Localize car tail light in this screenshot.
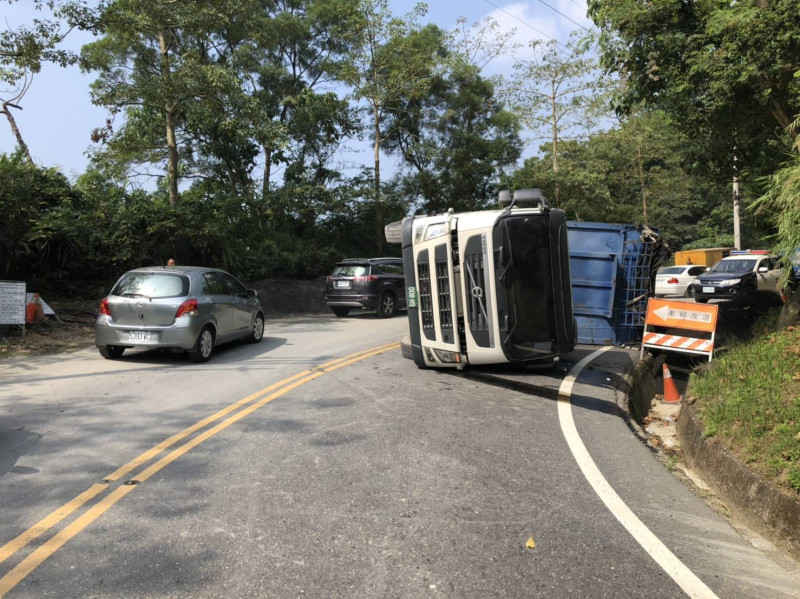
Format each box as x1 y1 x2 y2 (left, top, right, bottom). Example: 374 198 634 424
326 276 333 283
175 298 199 318
99 298 111 315
667 278 679 284
353 275 378 282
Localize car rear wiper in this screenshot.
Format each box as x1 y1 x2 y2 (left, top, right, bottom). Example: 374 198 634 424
121 293 152 301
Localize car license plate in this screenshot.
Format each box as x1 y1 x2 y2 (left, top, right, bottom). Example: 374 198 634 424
335 281 351 289
128 331 152 342
702 287 714 294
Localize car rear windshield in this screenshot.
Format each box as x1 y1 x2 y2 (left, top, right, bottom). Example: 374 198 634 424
659 266 687 275
332 265 368 277
112 273 189 299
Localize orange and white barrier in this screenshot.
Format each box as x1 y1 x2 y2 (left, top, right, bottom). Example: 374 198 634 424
642 333 713 353
641 298 718 362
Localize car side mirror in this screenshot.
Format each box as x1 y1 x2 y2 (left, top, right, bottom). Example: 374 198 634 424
757 266 768 273
246 288 258 298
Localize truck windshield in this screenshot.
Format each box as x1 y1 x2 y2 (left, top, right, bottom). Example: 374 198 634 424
495 215 556 359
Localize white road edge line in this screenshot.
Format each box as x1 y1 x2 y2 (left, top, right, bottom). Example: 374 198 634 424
558 347 719 599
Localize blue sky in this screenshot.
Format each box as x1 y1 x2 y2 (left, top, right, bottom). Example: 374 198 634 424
0 0 593 179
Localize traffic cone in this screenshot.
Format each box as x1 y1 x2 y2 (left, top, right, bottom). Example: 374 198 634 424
25 293 45 324
662 363 682 404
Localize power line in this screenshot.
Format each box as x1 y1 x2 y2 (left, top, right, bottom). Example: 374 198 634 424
567 0 589 12
531 0 592 32
482 0 570 55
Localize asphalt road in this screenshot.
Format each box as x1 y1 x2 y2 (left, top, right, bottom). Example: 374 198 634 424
1 313 799 598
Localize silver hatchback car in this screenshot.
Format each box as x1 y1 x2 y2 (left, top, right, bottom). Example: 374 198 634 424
95 266 265 362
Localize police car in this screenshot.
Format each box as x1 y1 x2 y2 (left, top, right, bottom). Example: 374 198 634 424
691 250 784 303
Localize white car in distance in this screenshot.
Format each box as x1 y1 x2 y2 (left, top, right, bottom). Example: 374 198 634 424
654 264 709 297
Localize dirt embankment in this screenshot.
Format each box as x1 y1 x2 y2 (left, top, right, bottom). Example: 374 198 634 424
0 278 329 357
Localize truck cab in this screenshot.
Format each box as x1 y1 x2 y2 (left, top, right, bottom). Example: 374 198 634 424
395 189 576 369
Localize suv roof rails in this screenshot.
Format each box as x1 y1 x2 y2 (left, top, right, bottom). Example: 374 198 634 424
339 257 400 263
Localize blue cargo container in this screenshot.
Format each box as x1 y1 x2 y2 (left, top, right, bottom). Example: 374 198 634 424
567 222 666 345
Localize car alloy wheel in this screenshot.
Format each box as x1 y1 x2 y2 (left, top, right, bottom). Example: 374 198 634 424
190 326 215 362
377 291 396 318
247 314 264 343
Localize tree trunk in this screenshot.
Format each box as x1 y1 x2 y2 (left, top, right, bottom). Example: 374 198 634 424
769 97 795 140
636 139 647 224
373 102 382 254
551 84 559 204
262 145 271 201
159 30 180 207
1 102 34 165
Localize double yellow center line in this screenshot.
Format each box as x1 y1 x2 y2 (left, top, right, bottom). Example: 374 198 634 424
0 341 400 597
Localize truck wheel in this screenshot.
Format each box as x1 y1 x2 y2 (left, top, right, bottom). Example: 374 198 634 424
377 291 397 318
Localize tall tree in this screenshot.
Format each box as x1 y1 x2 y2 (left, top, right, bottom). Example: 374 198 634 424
81 0 240 206
588 0 800 175
1 0 93 163
228 0 360 200
341 0 439 251
503 31 608 203
509 110 743 248
385 61 522 213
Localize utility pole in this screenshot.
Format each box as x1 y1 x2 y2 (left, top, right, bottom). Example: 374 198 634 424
733 150 741 249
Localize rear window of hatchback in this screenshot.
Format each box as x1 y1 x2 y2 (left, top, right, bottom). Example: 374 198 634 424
111 273 190 299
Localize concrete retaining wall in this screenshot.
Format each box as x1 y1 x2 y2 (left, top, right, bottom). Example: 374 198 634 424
678 403 800 561
626 354 655 425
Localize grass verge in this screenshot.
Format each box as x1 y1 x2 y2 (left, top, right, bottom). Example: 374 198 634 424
689 308 800 494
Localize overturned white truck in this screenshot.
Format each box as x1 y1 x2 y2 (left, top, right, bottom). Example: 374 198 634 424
386 189 576 369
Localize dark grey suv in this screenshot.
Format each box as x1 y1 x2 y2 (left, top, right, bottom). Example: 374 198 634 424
323 257 406 318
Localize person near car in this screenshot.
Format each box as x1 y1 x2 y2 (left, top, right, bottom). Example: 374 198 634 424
166 258 176 266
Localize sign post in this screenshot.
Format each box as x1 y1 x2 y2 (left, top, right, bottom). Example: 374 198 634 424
640 298 718 361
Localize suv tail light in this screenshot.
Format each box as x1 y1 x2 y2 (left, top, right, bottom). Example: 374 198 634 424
175 298 199 318
353 275 379 282
99 298 111 315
